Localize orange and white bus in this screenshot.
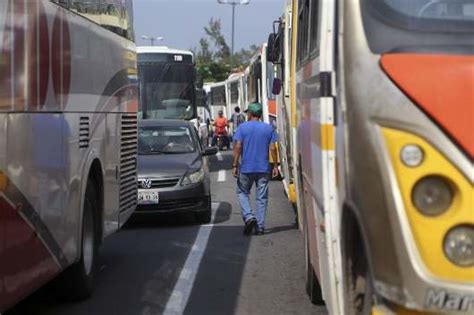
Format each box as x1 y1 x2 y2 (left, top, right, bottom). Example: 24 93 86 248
0 0 138 310
245 43 278 125
269 0 473 314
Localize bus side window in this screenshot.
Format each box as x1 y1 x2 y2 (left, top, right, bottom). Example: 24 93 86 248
70 0 102 25
297 0 310 67
309 0 320 54
51 0 70 8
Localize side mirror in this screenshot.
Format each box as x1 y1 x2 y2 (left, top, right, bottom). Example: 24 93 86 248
197 79 204 89
272 78 282 95
203 146 218 156
196 89 207 107
266 33 277 63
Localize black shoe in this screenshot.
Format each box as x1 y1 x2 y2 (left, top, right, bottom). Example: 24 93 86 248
243 218 257 236
255 228 265 236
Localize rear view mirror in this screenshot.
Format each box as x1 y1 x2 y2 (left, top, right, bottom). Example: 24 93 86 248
267 19 283 64
272 78 282 95
203 146 218 156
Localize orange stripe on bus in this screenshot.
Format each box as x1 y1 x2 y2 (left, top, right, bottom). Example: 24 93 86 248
321 124 335 151
381 54 474 159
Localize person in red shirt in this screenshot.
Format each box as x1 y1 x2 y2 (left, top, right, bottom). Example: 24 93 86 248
212 110 230 148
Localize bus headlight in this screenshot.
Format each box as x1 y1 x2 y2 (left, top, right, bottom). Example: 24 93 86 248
444 226 474 267
412 176 453 216
400 144 424 167
181 168 205 186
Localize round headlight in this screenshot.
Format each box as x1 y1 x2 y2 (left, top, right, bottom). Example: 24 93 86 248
400 144 424 167
444 225 474 267
412 176 453 216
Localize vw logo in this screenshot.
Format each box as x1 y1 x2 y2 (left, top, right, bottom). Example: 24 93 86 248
141 178 152 189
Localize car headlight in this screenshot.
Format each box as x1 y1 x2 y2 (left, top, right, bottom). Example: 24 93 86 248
444 225 474 267
412 176 453 216
181 168 205 186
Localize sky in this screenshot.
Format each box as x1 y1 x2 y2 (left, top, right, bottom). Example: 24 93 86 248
133 0 286 52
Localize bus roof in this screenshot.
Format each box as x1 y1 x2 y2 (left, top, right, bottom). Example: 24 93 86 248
136 46 194 57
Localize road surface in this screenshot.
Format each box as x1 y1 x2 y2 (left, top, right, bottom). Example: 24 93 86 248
8 152 327 315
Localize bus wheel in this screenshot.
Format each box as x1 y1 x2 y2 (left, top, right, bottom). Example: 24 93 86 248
304 223 324 305
344 222 373 315
59 179 100 301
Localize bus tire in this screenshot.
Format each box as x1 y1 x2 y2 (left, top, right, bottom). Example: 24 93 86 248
59 179 100 301
343 219 373 315
304 223 324 305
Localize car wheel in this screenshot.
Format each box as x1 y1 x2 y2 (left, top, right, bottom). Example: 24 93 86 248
57 179 99 301
196 197 212 224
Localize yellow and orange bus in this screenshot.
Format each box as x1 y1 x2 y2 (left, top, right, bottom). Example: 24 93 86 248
269 0 474 313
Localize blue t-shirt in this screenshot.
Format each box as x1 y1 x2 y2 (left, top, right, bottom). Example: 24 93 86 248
234 121 278 174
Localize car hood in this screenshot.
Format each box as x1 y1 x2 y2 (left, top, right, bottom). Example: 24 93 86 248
137 153 202 178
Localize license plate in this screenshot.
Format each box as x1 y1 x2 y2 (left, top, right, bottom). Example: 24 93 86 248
138 190 159 205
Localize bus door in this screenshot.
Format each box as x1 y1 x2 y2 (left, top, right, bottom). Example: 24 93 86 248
298 0 343 312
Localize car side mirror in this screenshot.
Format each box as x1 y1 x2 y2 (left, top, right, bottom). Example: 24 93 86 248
272 78 282 95
203 146 218 156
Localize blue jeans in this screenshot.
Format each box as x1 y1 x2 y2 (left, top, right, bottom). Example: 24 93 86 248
237 173 270 229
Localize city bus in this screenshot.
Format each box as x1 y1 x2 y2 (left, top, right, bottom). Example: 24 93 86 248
268 4 298 206
0 0 138 311
270 0 474 314
137 46 198 120
245 43 278 125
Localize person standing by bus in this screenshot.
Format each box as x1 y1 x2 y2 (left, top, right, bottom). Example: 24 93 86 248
230 106 246 136
232 103 279 235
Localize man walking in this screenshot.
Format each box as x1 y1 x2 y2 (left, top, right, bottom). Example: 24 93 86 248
232 103 278 235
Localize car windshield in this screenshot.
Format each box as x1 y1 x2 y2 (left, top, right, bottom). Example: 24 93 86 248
138 62 195 120
375 0 474 32
138 126 195 155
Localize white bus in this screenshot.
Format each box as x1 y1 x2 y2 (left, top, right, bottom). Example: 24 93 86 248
0 0 138 310
137 46 198 121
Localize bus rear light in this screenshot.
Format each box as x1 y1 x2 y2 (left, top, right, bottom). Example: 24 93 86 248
444 225 474 267
400 144 424 167
412 176 453 216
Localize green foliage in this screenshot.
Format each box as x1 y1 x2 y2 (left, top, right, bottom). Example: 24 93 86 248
194 18 259 83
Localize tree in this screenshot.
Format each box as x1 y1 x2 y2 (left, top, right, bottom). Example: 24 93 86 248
194 18 259 82
204 18 231 62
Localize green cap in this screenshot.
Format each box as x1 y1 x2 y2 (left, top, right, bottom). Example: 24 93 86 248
244 103 263 116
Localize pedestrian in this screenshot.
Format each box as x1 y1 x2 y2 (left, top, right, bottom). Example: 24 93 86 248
232 103 278 236
230 106 246 137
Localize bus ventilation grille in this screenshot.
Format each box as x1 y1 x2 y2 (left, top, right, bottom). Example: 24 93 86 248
119 114 138 213
79 117 90 149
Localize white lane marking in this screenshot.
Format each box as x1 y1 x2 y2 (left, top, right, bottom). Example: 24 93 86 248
163 203 219 315
216 152 223 161
217 169 226 182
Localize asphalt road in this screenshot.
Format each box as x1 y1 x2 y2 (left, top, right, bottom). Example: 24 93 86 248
8 151 327 315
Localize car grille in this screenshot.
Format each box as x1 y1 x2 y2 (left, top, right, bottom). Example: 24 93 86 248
137 198 205 212
138 177 181 189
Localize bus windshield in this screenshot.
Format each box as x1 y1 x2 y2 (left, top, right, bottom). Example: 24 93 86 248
376 0 474 32
139 62 195 120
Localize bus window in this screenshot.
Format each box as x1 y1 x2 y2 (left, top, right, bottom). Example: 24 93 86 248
310 0 320 53
370 0 474 32
138 50 196 120
230 82 239 105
